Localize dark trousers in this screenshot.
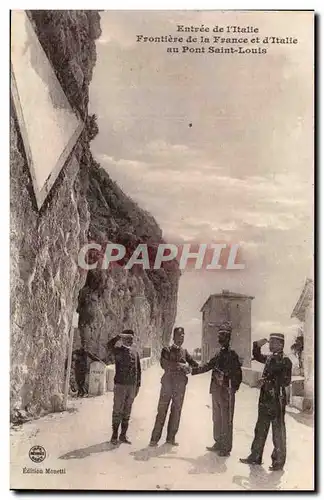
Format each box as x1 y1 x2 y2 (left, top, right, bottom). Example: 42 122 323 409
249 403 287 467
75 372 86 396
212 386 235 453
151 376 187 443
112 384 137 435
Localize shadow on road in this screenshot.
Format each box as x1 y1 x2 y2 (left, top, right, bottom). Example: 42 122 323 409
59 441 120 460
158 451 229 475
233 465 285 490
130 443 177 462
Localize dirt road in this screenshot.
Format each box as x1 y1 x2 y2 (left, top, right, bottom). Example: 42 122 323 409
10 364 314 490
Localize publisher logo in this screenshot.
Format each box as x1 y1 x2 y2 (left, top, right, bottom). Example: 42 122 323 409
29 445 46 463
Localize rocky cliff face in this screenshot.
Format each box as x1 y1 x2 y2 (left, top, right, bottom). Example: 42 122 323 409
10 11 179 422
10 11 101 422
78 164 180 361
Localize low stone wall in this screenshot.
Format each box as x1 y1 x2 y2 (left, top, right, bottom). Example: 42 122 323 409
290 378 304 397
290 396 304 411
140 356 154 371
242 367 263 388
287 376 313 413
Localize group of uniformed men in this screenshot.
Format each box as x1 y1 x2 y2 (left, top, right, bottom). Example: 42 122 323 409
75 321 292 471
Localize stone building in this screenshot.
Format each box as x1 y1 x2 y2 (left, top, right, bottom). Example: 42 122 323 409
291 278 314 411
200 290 254 367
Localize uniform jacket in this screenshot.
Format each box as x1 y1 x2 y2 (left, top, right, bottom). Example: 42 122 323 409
253 341 292 410
191 346 242 393
160 345 199 384
107 336 141 387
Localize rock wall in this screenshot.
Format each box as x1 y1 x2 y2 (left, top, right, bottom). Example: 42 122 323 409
10 11 180 422
10 11 101 421
78 165 180 361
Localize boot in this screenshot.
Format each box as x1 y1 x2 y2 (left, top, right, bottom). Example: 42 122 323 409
269 464 284 471
218 450 230 457
239 456 262 465
166 438 179 446
119 421 132 444
206 442 221 452
110 423 119 445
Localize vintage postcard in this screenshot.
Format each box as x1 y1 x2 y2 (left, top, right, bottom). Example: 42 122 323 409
10 10 314 491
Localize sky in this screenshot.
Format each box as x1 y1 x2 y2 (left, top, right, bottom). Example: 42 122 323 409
89 11 313 350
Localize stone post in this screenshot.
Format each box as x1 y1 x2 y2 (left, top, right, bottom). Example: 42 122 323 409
88 361 106 396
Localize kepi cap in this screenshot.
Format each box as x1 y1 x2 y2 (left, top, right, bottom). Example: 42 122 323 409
174 327 184 334
122 329 134 336
269 333 285 341
218 321 232 334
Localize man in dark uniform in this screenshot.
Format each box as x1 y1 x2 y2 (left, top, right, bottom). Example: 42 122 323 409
149 327 199 447
240 333 292 471
107 329 141 445
73 344 102 397
191 320 242 456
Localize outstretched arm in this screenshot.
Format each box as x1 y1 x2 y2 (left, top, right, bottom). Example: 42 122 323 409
86 350 104 363
185 350 199 369
191 356 216 375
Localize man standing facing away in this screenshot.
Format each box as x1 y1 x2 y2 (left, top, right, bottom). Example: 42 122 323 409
149 327 199 447
240 333 292 471
191 321 242 456
107 329 141 445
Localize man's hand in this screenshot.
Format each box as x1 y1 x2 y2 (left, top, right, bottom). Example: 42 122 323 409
256 377 265 389
179 363 191 375
256 338 268 348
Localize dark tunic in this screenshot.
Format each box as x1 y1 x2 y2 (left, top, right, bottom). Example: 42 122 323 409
191 346 242 453
191 346 242 392
253 342 292 417
248 341 292 467
107 336 142 434
107 336 141 387
160 345 199 385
